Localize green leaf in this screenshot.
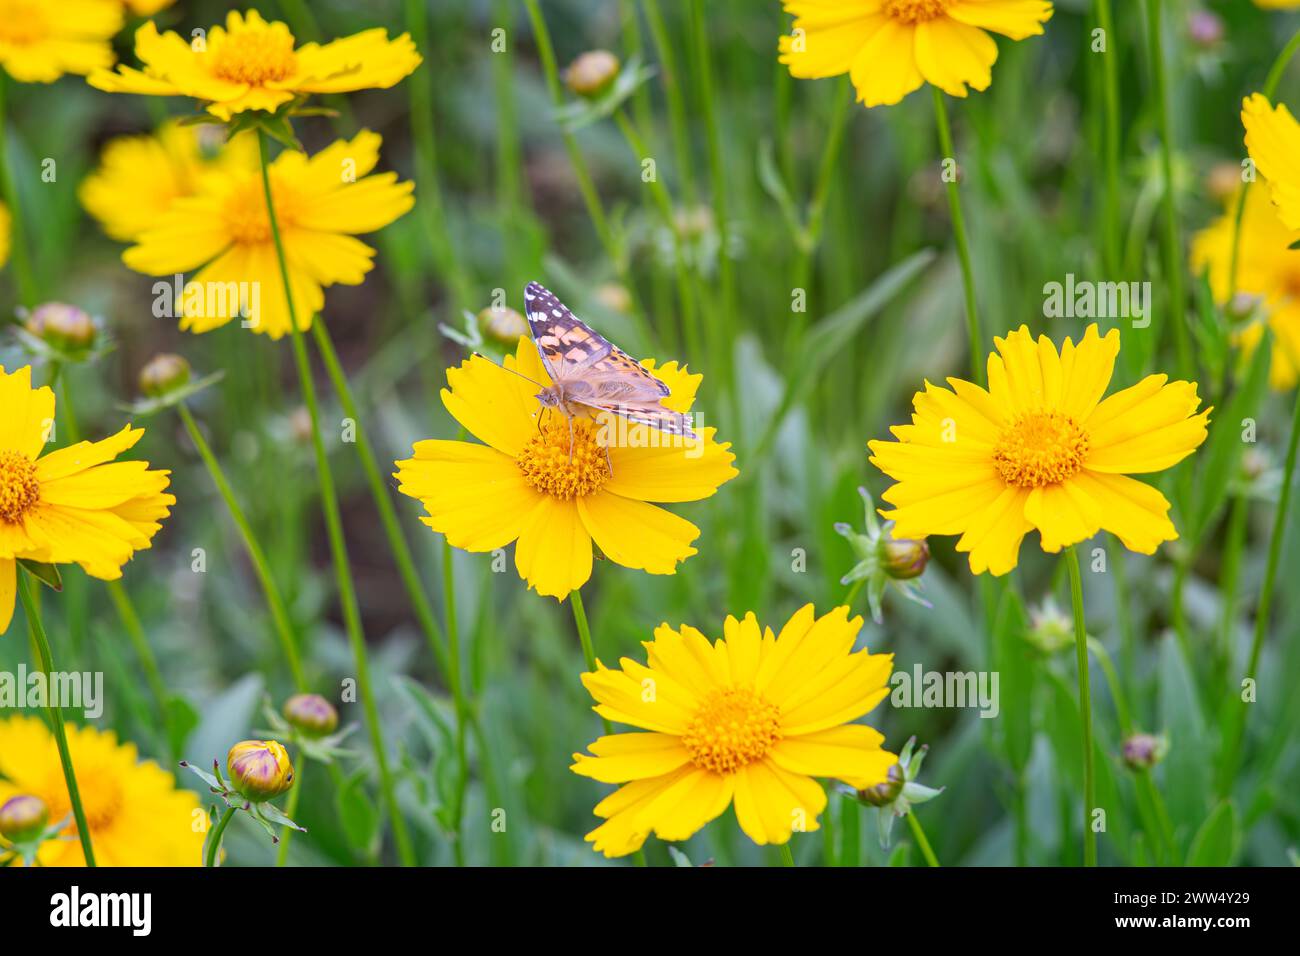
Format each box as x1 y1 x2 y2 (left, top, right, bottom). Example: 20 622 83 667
1158 635 1210 847
886 841 912 867
756 138 806 247
1186 801 1239 866
18 560 62 592
335 770 380 852
164 694 200 762
992 587 1034 773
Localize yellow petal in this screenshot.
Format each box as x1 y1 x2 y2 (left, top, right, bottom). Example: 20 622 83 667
946 0 1054 40
0 366 55 460
570 733 692 784
581 660 693 734
1072 470 1177 553
0 558 14 635
768 724 896 789
913 16 997 99
1243 93 1300 231
603 427 738 503
575 492 699 575
955 484 1032 575
732 760 826 846
513 495 591 599
849 19 923 107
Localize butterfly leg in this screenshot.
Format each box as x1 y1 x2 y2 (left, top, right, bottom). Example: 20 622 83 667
603 441 614 478
567 413 576 463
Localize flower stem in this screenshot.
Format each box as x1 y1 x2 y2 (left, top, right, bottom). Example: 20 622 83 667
275 759 303 867
570 589 613 736
1228 28 1300 296
1066 545 1096 867
1146 0 1192 376
0 73 38 305
906 810 940 867
256 129 415 866
1218 382 1300 793
17 572 95 867
1094 0 1122 275
778 843 796 867
310 321 451 678
205 806 236 868
177 402 307 690
930 87 983 385
443 540 468 867
840 794 861 867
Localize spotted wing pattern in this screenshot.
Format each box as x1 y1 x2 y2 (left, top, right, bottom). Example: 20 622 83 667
523 281 695 440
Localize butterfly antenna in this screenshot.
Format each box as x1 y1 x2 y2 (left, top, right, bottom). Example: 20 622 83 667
474 352 546 389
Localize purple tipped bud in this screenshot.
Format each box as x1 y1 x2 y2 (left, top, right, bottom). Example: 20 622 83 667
0 794 49 842
880 537 929 580
282 693 339 738
227 740 295 802
857 764 905 808
1122 733 1168 771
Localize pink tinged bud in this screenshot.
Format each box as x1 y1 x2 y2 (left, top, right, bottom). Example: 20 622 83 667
139 353 191 397
880 537 929 580
0 794 49 842
1122 733 1168 771
25 302 96 350
1188 11 1223 48
477 306 528 345
227 740 295 801
282 693 339 737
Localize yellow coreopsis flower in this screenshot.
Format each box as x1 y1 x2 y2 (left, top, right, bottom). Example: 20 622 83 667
394 339 739 599
869 326 1211 576
117 130 414 338
778 0 1054 108
0 0 122 83
88 9 421 120
0 715 204 866
0 365 174 633
570 605 896 857
80 121 258 243
0 200 9 268
1191 183 1300 390
1242 93 1300 232
120 0 175 14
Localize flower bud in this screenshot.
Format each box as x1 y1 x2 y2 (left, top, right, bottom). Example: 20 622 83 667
0 794 49 842
1206 162 1245 205
1188 10 1223 49
282 693 338 738
564 50 620 98
138 353 191 398
25 303 96 351
856 764 904 807
477 306 528 345
227 740 294 801
1122 733 1168 771
879 536 928 580
1226 292 1263 324
1027 598 1073 655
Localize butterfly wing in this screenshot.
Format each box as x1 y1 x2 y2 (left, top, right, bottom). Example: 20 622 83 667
523 281 612 385
589 399 697 441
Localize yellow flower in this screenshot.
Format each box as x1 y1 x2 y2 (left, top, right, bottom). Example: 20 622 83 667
394 338 738 600
1254 0 1300 8
1242 93 1300 232
0 200 9 268
570 605 895 858
869 325 1211 575
88 9 421 120
0 365 174 633
0 715 205 866
120 0 174 14
0 0 122 83
118 130 414 339
80 120 257 243
778 0 1053 108
1191 181 1300 390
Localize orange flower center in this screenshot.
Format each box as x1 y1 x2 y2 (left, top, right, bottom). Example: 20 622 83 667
210 31 298 86
682 687 782 775
0 2 46 45
0 450 40 523
993 411 1090 488
882 0 952 24
223 177 294 244
45 765 124 834
516 415 611 500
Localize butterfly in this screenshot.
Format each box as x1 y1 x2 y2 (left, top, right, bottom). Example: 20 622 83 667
492 281 697 462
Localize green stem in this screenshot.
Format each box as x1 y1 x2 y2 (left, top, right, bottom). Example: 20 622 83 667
1095 0 1122 275
1228 28 1300 297
275 759 303 866
18 574 95 866
931 87 983 385
643 0 698 208
1066 545 1097 867
0 73 38 305
443 540 468 867
205 806 236 868
906 810 940 867
256 129 415 867
778 843 796 867
840 794 861 867
1218 383 1300 793
177 402 307 690
310 321 450 678
1146 0 1192 375
105 579 170 714
571 589 613 736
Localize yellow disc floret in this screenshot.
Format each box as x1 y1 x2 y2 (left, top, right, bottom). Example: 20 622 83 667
682 687 782 775
993 410 1090 489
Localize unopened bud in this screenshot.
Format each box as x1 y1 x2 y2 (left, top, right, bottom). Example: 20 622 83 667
477 306 528 345
880 537 928 580
565 50 620 98
1227 292 1263 323
138 353 191 398
0 794 49 842
1206 162 1245 206
1188 10 1223 49
1122 732 1168 771
25 303 96 351
856 764 904 807
283 693 338 738
1027 598 1073 655
227 740 294 801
